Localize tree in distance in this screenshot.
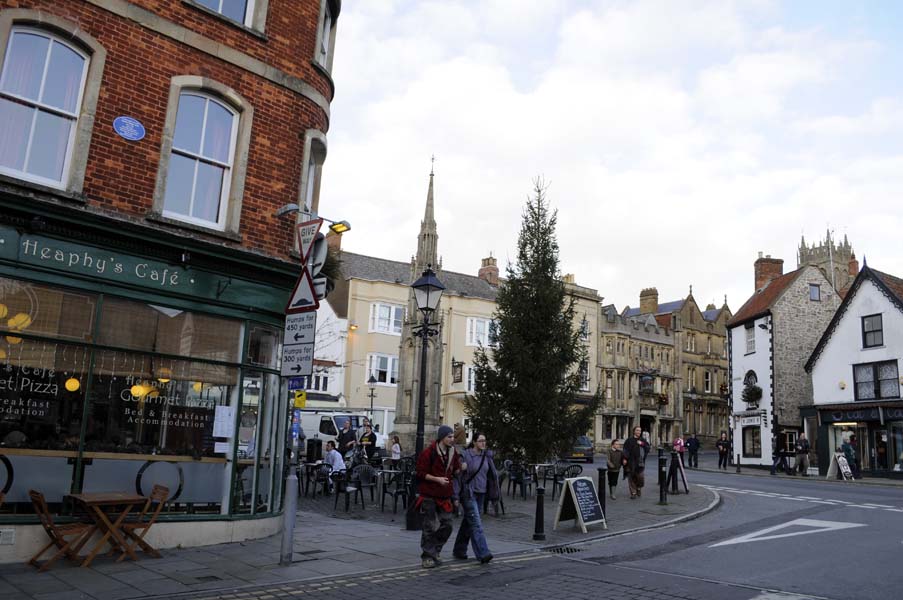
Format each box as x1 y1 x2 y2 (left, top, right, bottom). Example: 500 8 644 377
464 179 601 463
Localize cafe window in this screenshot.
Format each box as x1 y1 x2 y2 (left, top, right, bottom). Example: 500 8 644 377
98 297 243 363
743 426 761 458
853 360 900 401
0 273 293 519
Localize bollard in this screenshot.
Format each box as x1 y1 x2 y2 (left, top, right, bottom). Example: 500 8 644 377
670 451 679 494
279 469 299 566
533 486 546 541
736 453 741 474
658 454 668 505
597 466 607 518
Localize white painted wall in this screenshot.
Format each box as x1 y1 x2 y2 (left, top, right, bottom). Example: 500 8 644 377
310 298 347 405
811 278 903 405
730 315 774 466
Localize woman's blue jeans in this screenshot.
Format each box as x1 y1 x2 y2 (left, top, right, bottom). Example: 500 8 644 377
453 492 491 559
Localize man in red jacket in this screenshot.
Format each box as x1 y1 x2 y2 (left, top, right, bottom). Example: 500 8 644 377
416 425 463 568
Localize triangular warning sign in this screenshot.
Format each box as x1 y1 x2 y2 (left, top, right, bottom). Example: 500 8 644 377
710 518 865 548
286 268 319 314
297 219 323 264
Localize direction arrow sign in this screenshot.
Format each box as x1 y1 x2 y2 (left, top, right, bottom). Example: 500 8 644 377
281 342 314 377
285 268 319 314
709 518 866 548
284 312 317 346
297 219 323 264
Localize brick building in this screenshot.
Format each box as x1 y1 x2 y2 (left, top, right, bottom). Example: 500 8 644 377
0 0 341 561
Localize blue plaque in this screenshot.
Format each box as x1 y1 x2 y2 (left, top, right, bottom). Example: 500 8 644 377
113 116 146 141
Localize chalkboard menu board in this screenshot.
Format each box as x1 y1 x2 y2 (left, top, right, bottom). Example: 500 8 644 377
826 452 854 481
553 476 607 533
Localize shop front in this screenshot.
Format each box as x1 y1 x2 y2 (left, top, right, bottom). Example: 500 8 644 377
813 403 903 478
0 217 295 561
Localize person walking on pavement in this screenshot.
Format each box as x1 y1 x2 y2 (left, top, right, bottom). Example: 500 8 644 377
622 426 649 499
673 435 686 466
452 432 496 564
358 423 378 463
416 425 463 569
606 439 623 499
453 423 467 449
770 443 791 475
686 433 700 468
716 432 731 470
795 433 811 476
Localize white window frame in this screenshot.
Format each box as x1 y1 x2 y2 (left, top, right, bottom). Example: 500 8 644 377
314 0 339 71
465 366 476 393
466 317 491 347
196 0 256 27
369 302 404 335
0 27 88 189
578 361 590 392
161 91 239 231
745 324 756 354
367 353 398 386
704 371 712 393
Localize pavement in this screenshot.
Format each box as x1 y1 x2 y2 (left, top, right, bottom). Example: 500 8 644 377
691 450 903 487
0 463 717 600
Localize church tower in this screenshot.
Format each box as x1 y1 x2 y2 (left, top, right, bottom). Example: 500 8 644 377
393 169 445 451
797 231 857 292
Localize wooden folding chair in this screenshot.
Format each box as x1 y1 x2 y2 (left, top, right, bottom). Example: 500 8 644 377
27 490 93 571
116 484 169 561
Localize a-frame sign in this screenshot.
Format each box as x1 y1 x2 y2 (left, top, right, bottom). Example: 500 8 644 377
285 218 323 315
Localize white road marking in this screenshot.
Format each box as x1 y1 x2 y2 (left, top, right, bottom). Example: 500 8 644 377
698 484 902 512
710 518 866 548
863 503 894 508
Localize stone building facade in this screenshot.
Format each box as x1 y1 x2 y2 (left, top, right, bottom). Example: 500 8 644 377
598 306 677 448
624 288 732 446
728 255 839 466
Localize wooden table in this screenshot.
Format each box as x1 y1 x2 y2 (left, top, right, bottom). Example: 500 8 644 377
68 492 147 567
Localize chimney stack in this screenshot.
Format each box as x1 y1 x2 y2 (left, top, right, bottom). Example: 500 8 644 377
754 253 784 292
848 252 859 277
639 287 659 314
478 256 499 286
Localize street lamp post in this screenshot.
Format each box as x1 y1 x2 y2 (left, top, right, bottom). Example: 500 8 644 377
367 375 377 421
405 266 445 531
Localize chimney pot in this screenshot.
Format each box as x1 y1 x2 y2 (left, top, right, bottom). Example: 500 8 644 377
478 255 499 286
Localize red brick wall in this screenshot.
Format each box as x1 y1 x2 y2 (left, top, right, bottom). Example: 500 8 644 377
1 0 331 261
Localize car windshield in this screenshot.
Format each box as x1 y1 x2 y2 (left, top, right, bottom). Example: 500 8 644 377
576 436 592 446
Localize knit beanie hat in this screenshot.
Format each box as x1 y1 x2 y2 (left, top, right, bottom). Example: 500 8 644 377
437 425 453 441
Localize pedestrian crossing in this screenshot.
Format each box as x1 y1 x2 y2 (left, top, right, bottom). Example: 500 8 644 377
700 485 903 514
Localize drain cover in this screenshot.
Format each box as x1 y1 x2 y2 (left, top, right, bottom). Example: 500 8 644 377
544 546 583 554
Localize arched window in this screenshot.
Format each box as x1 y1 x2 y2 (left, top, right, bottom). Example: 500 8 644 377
0 28 87 187
153 76 253 235
162 92 238 229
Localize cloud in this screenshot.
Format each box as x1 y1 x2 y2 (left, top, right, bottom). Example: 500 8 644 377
323 1 903 313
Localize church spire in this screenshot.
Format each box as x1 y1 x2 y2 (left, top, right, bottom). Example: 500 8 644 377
415 165 439 274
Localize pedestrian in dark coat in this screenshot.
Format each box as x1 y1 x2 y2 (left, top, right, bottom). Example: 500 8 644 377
686 433 700 468
716 432 731 470
621 426 649 499
416 425 463 568
606 439 623 499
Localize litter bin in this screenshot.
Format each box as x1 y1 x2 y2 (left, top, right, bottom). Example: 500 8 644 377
306 438 323 462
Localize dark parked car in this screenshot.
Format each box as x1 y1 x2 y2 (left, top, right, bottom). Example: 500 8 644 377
562 435 594 463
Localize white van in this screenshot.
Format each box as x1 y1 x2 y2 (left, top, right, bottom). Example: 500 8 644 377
297 410 387 454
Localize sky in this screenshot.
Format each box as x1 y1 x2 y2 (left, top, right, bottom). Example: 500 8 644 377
321 0 903 314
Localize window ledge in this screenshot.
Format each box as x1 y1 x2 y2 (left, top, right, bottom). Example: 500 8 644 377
181 0 269 40
744 351 756 356
310 60 336 98
861 345 886 351
0 173 87 204
146 211 243 242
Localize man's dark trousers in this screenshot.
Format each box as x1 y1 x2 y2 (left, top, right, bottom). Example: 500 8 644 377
688 450 698 468
420 498 453 560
